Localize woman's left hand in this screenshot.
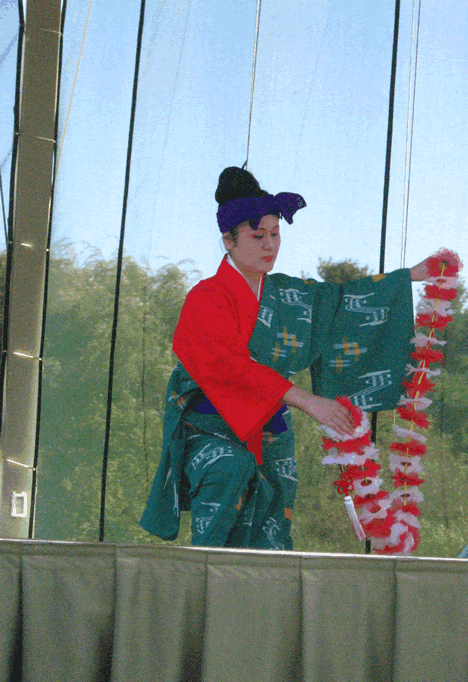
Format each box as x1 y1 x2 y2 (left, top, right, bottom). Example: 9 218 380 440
410 258 431 281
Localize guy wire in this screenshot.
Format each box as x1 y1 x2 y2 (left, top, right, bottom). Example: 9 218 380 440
400 0 422 268
0 166 7 245
245 0 262 171
54 0 94 181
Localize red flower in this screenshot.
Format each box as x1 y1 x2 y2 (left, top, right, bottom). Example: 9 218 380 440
336 395 362 428
393 469 425 487
416 312 453 330
338 433 371 453
346 459 381 481
410 527 421 546
376 528 421 555
396 405 430 429
426 249 463 277
322 432 371 452
361 513 396 538
411 348 445 364
354 491 389 509
424 285 458 301
374 534 408 555
391 502 421 517
402 374 436 397
374 527 420 555
390 440 427 456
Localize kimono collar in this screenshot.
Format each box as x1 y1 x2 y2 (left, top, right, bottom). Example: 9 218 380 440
226 254 263 301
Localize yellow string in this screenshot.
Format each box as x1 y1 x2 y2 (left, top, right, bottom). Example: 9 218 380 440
54 0 94 182
245 0 262 170
402 262 447 500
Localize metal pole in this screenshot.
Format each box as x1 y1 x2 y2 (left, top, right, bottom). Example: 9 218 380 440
0 0 62 538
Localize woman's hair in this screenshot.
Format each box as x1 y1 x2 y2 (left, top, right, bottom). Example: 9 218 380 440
215 166 277 244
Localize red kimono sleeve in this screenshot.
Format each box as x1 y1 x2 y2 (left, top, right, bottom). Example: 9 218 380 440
173 279 294 442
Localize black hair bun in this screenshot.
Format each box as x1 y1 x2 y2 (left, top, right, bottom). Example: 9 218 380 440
215 166 268 205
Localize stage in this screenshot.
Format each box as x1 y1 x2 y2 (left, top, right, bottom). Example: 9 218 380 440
1 539 467 681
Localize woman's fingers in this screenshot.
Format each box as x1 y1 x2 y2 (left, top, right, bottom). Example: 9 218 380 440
332 408 355 437
285 390 356 436
308 396 355 436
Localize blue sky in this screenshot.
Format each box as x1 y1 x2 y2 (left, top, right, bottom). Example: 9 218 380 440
0 0 19 217
2 0 467 283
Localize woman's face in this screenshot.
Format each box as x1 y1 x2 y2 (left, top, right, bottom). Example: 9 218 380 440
224 214 281 276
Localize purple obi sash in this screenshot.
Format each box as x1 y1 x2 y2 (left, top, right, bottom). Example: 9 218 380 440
193 396 288 435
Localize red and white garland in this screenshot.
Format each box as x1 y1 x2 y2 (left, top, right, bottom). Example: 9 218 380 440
321 250 463 555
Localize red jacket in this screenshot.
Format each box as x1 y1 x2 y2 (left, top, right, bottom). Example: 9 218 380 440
173 256 294 448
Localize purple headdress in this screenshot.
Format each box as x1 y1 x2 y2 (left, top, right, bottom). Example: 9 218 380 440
217 192 306 234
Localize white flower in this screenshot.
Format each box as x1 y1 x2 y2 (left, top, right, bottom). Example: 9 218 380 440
353 477 383 496
393 424 427 443
417 299 454 316
405 363 441 378
424 276 459 289
398 395 432 410
411 333 446 347
390 487 424 505
389 453 423 474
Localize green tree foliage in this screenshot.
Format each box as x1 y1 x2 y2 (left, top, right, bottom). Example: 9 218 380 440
430 281 468 456
317 257 372 284
35 246 197 543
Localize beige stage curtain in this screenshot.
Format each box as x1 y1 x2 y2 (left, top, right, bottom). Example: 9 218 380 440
1 540 467 682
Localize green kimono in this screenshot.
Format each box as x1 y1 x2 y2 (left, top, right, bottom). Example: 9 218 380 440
140 265 413 548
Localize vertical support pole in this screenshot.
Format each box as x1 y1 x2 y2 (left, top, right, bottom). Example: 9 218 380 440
379 0 401 275
0 0 62 538
99 0 148 542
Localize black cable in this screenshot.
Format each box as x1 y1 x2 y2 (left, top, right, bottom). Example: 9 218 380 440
141 273 150 494
367 0 401 557
99 0 148 542
0 0 25 435
28 0 68 539
379 0 401 275
0 164 8 244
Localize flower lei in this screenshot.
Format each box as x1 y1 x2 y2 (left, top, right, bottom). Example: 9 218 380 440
321 250 463 555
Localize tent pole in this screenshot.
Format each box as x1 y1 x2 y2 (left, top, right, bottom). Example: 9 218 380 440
0 0 62 538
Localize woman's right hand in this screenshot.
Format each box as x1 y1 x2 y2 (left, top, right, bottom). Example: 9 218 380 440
304 394 355 437
282 386 355 437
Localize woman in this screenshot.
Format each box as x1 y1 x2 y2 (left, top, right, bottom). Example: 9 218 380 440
141 167 429 550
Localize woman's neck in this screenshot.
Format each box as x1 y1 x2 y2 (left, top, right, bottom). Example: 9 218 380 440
227 254 263 300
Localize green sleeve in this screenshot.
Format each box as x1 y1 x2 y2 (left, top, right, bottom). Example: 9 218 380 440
310 269 413 411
